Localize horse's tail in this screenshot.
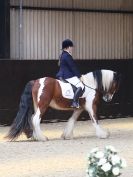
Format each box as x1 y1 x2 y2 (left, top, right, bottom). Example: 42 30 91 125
6 81 34 141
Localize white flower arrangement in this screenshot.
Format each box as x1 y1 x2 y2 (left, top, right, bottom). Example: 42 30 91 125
86 146 127 177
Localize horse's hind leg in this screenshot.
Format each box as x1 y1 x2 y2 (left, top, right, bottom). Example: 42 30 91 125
32 108 48 141
61 108 83 139
31 77 54 141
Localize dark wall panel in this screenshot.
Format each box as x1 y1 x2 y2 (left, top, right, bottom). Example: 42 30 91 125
0 0 10 59
0 59 133 125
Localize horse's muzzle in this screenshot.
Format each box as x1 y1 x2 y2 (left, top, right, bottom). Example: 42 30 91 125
102 94 112 102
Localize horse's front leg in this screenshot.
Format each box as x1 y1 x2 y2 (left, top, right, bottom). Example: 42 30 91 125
85 94 110 139
61 108 83 139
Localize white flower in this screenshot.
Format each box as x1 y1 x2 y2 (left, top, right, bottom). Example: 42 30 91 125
91 157 96 163
121 158 127 168
88 168 94 177
87 160 91 165
95 151 104 158
101 162 112 172
111 155 120 165
98 158 107 166
87 153 91 159
105 145 117 153
112 167 120 175
87 146 127 177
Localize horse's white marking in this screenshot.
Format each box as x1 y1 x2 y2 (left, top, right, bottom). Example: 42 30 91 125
32 78 49 141
103 91 115 102
82 73 97 89
61 109 83 139
32 108 48 141
85 89 96 123
93 122 110 139
85 90 109 139
38 78 46 102
83 70 114 92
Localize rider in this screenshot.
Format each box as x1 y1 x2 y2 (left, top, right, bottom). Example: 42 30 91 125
56 39 84 108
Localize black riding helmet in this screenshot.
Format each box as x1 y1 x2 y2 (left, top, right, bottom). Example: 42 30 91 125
62 39 74 49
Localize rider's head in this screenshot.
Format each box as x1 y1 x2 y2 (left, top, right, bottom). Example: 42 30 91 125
62 39 74 54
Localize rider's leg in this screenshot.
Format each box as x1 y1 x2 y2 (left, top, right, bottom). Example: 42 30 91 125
66 76 84 108
71 87 83 108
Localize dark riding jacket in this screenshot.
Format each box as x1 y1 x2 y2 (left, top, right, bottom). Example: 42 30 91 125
56 51 81 79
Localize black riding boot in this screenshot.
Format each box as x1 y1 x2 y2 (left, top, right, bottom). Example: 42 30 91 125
71 87 83 108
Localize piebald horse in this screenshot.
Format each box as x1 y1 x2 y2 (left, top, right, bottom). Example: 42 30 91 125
6 70 121 141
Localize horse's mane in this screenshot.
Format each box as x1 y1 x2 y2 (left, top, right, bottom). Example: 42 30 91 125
82 70 114 91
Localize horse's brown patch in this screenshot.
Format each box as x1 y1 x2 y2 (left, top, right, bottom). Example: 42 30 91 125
32 78 85 112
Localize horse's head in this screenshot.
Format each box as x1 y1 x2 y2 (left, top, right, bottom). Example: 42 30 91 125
102 72 121 102
82 70 121 102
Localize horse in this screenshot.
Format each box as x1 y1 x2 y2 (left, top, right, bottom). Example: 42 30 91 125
6 69 121 141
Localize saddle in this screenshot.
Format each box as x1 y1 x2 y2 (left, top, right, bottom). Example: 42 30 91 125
59 77 77 91
57 77 85 99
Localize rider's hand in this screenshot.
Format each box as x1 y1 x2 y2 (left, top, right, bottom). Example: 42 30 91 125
80 75 84 82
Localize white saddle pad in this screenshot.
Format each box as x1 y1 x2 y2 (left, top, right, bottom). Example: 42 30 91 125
57 80 86 99
58 80 74 99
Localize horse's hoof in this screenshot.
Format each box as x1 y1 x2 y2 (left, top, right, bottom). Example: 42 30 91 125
39 136 49 142
98 131 110 139
61 134 65 139
31 136 49 142
106 131 110 138
61 133 73 140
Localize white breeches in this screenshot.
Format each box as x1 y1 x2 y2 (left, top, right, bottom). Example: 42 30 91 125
66 76 84 90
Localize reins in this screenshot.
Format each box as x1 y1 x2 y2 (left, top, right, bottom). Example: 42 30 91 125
59 77 103 93
82 83 97 91
82 82 106 95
